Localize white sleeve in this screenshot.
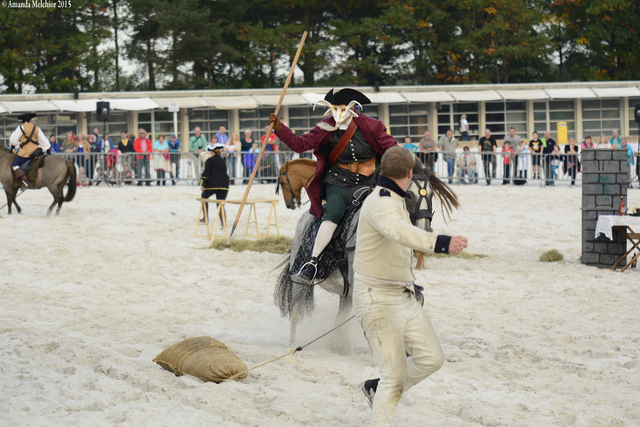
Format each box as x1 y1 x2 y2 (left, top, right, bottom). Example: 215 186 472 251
9 126 21 147
368 197 439 253
37 128 51 151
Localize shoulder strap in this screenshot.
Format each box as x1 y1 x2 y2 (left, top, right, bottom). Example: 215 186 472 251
20 125 38 146
328 120 358 164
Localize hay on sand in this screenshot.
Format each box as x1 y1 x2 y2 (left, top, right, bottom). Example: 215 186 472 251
540 249 564 262
210 236 292 254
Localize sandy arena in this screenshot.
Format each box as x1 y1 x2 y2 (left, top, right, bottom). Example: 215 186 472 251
1 183 639 426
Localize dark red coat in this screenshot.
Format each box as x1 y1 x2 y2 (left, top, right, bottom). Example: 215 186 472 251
276 114 398 219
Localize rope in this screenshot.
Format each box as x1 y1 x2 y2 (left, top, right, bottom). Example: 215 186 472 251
225 314 356 382
295 315 355 352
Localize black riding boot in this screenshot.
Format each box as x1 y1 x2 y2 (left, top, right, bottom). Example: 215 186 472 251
296 257 319 284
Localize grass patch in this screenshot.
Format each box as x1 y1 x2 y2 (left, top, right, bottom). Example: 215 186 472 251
210 236 293 254
423 252 489 260
540 249 564 262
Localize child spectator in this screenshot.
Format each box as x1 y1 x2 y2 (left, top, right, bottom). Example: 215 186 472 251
49 134 61 153
596 135 609 149
457 146 477 184
564 137 579 186
529 131 542 179
403 137 419 152
502 141 514 185
517 139 529 182
549 144 562 186
123 163 135 185
243 142 259 179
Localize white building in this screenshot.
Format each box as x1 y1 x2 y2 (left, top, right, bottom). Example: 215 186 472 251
2 81 639 147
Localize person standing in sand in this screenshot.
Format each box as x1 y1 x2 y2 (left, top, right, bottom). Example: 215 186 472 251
355 146 468 427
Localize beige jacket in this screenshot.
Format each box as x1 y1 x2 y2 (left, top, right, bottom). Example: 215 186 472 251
354 180 447 282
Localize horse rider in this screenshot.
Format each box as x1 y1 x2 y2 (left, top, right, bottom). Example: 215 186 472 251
269 88 397 284
9 112 51 188
354 147 468 427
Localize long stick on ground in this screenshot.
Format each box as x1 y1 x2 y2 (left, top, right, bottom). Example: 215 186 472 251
226 31 307 245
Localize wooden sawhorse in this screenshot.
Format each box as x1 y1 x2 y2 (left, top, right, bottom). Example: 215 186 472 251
195 198 280 241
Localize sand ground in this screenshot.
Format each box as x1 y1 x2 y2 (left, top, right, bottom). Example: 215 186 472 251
0 183 638 426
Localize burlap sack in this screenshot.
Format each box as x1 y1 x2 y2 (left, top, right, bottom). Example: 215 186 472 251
153 336 248 382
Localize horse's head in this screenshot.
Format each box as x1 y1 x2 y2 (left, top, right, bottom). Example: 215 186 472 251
276 163 300 210
406 155 460 232
406 156 434 231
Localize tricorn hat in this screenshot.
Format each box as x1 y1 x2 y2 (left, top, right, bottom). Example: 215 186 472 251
324 88 371 106
18 113 37 123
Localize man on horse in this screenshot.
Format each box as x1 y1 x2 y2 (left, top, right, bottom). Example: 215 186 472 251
8 113 51 188
269 88 397 284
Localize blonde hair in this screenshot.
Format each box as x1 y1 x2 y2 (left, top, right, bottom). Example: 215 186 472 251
381 146 415 179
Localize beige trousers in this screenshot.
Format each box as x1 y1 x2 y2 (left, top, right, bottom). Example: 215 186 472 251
354 272 444 427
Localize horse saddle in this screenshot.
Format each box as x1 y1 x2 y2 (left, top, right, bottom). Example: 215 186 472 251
25 154 46 184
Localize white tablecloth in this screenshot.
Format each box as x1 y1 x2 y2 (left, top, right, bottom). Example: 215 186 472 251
595 215 640 240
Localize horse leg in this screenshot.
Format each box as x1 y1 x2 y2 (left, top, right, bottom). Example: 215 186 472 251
329 294 354 355
56 180 66 215
289 283 313 346
3 189 12 215
47 185 63 216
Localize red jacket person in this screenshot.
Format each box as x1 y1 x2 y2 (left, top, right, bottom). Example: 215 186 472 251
269 88 397 283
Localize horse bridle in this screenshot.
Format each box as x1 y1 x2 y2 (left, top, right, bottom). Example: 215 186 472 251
410 175 433 224
276 167 314 208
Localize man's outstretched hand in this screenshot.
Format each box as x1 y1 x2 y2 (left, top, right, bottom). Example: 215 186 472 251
448 236 468 255
269 114 282 133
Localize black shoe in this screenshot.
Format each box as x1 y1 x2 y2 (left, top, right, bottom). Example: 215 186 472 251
296 257 319 284
360 378 379 408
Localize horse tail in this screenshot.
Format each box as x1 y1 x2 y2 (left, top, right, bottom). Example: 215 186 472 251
429 172 460 221
64 160 77 202
274 259 294 317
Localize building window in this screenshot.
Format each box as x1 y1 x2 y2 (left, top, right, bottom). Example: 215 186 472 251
389 103 428 141
87 111 128 139
238 108 272 138
628 98 640 136
437 103 478 140
288 106 326 135
186 109 229 141
582 99 620 139
533 101 575 140
485 101 527 140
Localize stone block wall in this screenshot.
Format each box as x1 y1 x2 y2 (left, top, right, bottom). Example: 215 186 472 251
581 149 628 268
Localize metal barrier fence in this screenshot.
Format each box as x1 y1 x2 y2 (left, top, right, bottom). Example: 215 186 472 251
52 151 312 186
8 148 640 188
429 150 639 187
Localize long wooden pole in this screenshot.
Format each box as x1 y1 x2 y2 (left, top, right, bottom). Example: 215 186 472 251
227 31 307 245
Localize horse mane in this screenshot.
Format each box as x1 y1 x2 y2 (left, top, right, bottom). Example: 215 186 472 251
429 172 460 221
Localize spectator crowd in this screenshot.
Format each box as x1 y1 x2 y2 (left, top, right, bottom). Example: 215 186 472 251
22 124 640 189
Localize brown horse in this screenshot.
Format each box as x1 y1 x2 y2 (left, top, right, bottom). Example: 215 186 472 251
275 158 316 209
0 147 77 216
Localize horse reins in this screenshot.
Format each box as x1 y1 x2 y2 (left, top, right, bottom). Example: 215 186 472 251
411 175 433 223
277 167 314 208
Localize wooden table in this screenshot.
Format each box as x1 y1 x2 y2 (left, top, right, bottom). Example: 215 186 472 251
195 198 280 241
595 215 640 272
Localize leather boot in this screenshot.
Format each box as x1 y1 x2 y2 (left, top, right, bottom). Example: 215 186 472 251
296 257 319 284
14 168 29 188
